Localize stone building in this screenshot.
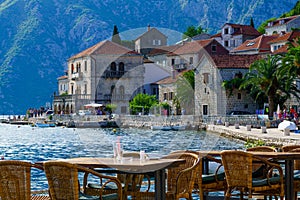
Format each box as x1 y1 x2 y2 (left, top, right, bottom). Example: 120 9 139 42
212 23 261 51
135 26 167 55
194 53 261 116
230 34 279 55
53 40 144 114
265 15 300 35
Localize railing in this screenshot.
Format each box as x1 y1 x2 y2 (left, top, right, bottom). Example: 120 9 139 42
102 71 126 78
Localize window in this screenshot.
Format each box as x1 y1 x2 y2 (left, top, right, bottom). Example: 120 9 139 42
189 57 193 64
169 92 173 100
84 61 87 71
224 28 229 34
152 39 161 45
203 105 208 115
163 93 167 100
224 41 229 47
119 62 124 72
84 84 87 94
71 64 74 74
121 106 127 114
237 93 241 99
152 88 157 95
203 73 209 84
171 59 175 65
119 86 125 98
110 62 116 71
211 45 216 52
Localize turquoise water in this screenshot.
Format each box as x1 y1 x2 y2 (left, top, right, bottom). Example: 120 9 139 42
0 123 244 195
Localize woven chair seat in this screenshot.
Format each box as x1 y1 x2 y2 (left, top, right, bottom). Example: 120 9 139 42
44 161 122 200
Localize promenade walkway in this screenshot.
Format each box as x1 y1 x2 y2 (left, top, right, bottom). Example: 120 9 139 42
207 124 300 147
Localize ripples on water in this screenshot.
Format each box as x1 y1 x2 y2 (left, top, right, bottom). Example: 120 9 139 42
0 123 244 193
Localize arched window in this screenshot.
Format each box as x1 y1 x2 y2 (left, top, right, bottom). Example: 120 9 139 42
119 62 125 72
111 62 117 71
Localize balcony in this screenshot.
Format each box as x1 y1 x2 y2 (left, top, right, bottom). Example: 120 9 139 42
71 72 83 80
102 70 126 79
173 63 188 70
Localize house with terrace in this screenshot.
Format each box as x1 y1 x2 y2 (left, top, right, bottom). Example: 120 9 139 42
265 15 300 36
53 40 144 114
212 23 261 51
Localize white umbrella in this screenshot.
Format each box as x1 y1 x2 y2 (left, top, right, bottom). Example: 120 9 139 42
278 120 297 131
84 103 103 108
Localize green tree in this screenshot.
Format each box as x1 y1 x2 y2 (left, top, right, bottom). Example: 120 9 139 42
129 93 158 115
240 55 297 118
183 25 206 39
176 70 195 114
112 25 121 44
257 17 276 34
105 104 117 113
250 17 255 28
284 38 300 75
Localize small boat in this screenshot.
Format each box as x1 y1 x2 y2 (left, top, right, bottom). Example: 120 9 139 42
151 125 186 131
35 123 55 128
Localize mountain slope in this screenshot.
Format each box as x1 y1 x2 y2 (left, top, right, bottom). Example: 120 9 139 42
0 0 297 114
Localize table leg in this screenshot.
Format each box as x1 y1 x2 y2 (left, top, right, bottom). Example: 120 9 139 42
154 169 166 200
285 159 294 200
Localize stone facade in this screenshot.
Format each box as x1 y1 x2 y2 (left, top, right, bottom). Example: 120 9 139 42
194 53 260 116
135 26 167 55
53 40 144 114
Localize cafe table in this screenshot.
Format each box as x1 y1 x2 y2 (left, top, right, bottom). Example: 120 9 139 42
51 157 185 200
199 150 300 200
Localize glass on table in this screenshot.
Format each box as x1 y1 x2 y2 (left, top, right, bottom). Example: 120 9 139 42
113 142 123 161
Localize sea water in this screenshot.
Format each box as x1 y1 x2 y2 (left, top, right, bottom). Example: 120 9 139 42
0 123 244 196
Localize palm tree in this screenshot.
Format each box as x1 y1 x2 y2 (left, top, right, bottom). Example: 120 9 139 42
240 54 298 118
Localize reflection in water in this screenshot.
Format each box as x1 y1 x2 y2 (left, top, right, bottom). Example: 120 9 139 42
0 124 244 193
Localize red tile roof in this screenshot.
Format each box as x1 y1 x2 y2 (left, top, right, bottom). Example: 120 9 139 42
268 31 300 44
210 55 261 69
69 40 139 60
156 70 191 84
273 44 289 54
148 44 181 56
266 15 300 28
166 39 217 56
232 35 279 53
57 75 68 80
222 23 261 36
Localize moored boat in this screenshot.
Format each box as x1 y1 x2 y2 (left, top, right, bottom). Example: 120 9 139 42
151 125 186 131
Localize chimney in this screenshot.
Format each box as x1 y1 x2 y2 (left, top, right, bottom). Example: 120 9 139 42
147 24 150 31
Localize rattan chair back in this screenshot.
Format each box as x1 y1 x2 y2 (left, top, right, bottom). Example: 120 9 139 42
246 146 276 152
221 150 253 189
162 152 199 197
282 145 300 170
0 160 32 200
44 161 80 199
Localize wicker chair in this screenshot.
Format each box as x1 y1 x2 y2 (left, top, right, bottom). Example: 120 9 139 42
83 152 151 200
135 152 200 200
169 150 226 199
221 150 284 200
281 145 300 199
44 161 122 200
0 160 49 200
